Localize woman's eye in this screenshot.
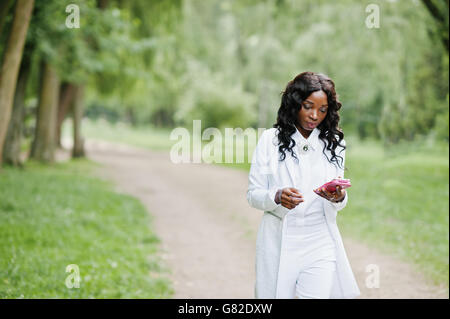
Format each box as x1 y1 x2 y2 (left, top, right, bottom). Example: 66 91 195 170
321 109 327 113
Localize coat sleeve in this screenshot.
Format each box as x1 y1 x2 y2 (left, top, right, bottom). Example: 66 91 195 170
328 138 349 211
246 130 281 212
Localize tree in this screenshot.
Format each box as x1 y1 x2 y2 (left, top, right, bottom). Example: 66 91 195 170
2 41 34 166
30 62 60 162
0 0 34 167
421 0 449 52
72 85 85 157
56 82 76 148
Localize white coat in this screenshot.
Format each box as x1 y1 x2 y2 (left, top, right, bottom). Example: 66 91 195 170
246 127 361 299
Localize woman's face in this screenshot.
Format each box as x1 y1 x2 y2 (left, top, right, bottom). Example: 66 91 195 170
296 90 328 136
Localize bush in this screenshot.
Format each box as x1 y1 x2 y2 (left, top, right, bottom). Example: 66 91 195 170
433 94 449 142
174 73 257 130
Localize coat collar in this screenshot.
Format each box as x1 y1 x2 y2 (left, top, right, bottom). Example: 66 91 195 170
292 126 321 152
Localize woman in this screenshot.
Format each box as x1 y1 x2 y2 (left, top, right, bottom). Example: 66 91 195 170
247 71 361 299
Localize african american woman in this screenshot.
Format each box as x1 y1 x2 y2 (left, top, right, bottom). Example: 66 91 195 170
247 71 361 299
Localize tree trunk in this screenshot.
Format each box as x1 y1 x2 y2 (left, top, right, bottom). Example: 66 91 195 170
72 84 85 158
30 62 60 162
125 106 137 126
421 0 449 52
97 0 109 10
0 0 34 167
2 41 34 166
56 82 76 148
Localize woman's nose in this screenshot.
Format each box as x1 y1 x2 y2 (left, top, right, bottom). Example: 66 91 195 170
310 111 318 120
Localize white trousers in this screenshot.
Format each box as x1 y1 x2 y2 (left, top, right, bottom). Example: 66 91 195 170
277 222 337 299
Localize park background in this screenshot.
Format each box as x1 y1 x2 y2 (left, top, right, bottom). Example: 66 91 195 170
0 0 448 298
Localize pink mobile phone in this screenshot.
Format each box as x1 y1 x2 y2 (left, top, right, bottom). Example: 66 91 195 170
314 178 351 194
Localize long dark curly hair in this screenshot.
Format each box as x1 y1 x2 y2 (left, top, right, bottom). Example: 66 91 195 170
273 71 346 170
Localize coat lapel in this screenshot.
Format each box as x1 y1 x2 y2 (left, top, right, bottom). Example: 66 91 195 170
269 130 298 188
284 150 299 189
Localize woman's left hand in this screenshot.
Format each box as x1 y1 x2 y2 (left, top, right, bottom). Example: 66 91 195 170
317 185 346 203
316 176 346 203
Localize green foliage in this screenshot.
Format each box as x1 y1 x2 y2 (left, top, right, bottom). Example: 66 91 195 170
140 0 447 143
5 0 448 141
174 67 257 129
27 0 155 99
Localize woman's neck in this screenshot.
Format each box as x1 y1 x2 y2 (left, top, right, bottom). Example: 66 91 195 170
295 124 312 139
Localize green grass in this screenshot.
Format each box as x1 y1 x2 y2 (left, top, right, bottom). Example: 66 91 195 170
74 118 449 291
0 159 174 298
63 118 173 151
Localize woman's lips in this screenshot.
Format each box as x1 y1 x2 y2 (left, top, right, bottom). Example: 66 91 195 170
306 122 317 129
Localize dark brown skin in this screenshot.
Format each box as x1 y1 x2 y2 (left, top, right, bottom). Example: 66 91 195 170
275 90 346 209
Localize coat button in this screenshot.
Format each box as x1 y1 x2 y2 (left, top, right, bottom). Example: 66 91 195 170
303 145 309 152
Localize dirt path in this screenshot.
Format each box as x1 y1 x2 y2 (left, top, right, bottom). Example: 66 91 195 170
80 139 448 299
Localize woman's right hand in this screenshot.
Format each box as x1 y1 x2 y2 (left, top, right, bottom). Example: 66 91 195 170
275 187 304 209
